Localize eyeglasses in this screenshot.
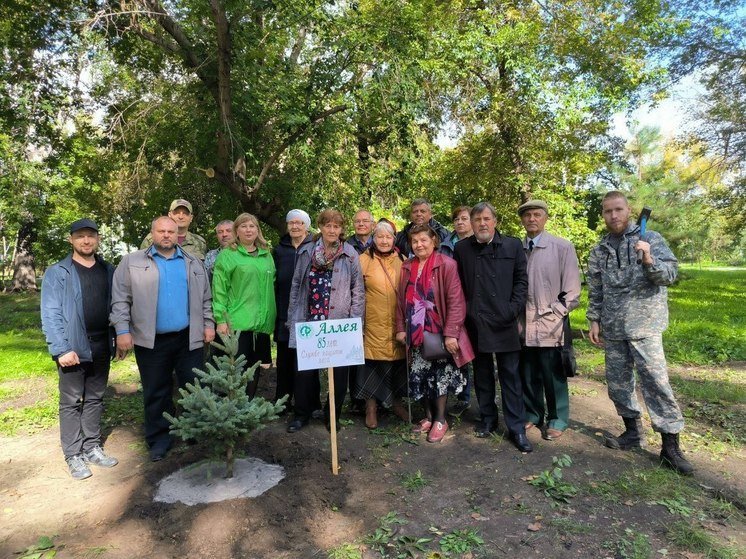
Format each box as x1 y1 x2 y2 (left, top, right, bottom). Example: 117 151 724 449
354 219 372 224
287 220 306 227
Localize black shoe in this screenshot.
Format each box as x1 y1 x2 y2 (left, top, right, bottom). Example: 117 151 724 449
448 400 470 418
660 433 694 475
149 440 172 462
474 421 497 438
287 418 308 433
605 417 645 450
325 421 342 433
509 432 533 453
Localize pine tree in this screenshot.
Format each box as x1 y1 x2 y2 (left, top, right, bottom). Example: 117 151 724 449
165 331 287 478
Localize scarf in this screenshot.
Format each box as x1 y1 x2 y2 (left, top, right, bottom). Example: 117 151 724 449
404 251 442 346
312 239 343 270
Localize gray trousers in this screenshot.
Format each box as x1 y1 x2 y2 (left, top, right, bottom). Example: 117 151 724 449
58 337 111 458
605 335 683 434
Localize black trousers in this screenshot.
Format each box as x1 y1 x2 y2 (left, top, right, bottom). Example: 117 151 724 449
214 330 271 398
58 337 111 459
473 350 526 434
134 329 203 449
275 340 296 404
293 366 348 421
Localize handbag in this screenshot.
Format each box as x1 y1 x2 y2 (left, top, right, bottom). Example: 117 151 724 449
558 291 576 378
422 330 450 361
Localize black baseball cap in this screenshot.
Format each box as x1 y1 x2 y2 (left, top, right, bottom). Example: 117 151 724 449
69 218 99 234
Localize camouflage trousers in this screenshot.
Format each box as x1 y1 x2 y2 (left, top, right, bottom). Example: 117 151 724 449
605 335 684 434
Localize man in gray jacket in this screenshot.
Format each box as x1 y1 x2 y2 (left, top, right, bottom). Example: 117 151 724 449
41 218 119 479
518 200 581 441
111 216 215 461
587 191 692 475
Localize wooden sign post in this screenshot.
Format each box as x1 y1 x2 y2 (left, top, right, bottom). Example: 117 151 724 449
295 318 364 475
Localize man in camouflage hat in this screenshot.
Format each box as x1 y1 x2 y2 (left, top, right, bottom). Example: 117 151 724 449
587 191 693 475
140 199 207 259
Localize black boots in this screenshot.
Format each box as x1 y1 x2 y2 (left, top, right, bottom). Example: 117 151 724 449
605 417 645 450
660 433 694 476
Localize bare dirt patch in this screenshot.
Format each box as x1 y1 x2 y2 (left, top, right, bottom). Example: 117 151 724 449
1 373 744 559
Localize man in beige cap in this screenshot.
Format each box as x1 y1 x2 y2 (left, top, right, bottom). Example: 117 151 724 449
140 199 207 259
518 199 581 441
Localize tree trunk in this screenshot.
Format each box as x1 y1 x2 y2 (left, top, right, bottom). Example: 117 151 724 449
357 126 372 199
225 444 234 479
10 220 37 292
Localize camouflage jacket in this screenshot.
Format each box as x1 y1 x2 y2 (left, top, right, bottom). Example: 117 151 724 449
586 223 677 340
140 231 207 260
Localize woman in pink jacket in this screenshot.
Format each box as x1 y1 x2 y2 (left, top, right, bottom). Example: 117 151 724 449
395 224 474 443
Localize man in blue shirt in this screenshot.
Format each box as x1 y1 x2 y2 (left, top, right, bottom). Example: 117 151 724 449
111 216 215 461
41 218 119 479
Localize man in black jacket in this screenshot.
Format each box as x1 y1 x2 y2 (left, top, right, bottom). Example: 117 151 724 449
454 202 531 453
395 198 450 257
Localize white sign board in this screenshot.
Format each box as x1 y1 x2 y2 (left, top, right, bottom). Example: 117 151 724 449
295 318 365 371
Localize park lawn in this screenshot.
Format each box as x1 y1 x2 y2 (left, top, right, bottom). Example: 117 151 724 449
570 266 746 365
0 292 136 435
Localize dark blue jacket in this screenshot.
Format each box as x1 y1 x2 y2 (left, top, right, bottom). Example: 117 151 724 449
394 218 450 258
41 254 115 362
272 233 314 342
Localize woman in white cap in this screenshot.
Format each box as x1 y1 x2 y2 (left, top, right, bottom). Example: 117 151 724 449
273 210 316 424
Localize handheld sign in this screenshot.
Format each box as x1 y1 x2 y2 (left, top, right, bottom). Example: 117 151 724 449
295 318 364 371
295 317 364 475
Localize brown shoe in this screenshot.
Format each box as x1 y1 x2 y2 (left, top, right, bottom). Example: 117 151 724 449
391 400 410 423
365 399 378 429
544 428 564 440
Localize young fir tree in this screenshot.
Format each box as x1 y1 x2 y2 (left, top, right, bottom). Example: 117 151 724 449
165 331 287 478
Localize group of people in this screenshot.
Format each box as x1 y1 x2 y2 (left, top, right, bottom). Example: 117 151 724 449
40 192 694 480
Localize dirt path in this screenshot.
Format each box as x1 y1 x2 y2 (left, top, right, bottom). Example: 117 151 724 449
1 374 744 559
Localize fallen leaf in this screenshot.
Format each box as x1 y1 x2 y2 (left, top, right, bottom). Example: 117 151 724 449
623 500 634 506
527 522 542 532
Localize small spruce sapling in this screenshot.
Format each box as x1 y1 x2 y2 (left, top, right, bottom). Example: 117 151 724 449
165 331 287 478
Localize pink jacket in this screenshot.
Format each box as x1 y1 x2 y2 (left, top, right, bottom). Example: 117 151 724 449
396 253 475 368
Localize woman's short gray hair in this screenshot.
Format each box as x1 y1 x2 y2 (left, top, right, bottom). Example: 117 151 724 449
373 220 396 237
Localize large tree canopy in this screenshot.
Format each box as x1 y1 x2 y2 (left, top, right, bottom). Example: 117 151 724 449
1 0 745 280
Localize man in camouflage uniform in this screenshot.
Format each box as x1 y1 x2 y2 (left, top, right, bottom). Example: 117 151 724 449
587 191 693 475
140 199 207 259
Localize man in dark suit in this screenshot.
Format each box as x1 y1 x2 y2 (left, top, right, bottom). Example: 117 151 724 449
454 202 531 453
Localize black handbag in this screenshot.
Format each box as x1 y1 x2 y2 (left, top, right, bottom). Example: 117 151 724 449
558 292 576 378
422 330 450 361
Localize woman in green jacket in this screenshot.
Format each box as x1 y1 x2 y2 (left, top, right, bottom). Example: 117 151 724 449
212 213 277 398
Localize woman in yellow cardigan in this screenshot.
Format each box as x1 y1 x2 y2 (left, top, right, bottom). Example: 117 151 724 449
355 219 409 429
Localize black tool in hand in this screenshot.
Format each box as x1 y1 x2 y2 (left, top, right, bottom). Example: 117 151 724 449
636 207 652 264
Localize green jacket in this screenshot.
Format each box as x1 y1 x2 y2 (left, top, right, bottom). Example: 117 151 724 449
212 245 276 334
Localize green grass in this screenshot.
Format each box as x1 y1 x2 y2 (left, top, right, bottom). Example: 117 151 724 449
590 467 698 504
572 267 746 366
0 293 55 382
666 521 744 559
0 392 59 436
0 291 145 435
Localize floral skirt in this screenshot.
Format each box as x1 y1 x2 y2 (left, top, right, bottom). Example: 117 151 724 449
409 347 465 401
